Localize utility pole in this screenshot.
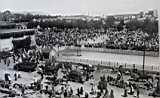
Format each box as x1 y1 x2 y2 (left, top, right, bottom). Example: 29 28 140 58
77 46 79 56
58 45 59 57
76 30 81 56
142 46 145 76
77 44 81 56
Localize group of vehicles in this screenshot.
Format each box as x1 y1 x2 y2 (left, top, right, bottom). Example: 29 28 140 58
43 61 95 83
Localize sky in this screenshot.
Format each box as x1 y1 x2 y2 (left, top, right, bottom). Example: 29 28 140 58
0 0 159 16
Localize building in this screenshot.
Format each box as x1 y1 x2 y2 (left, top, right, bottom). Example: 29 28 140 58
112 10 158 23
0 22 36 51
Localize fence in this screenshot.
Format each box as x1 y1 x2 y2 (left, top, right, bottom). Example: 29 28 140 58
67 46 159 57
57 56 160 73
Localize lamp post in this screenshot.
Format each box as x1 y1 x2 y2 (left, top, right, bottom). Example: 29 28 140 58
142 36 147 76
76 30 81 56
76 44 81 56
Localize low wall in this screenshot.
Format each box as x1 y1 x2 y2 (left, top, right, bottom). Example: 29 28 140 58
57 57 160 73
67 46 159 57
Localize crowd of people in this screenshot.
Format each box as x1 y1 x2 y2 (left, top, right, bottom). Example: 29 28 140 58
36 28 104 47
105 29 159 51
35 27 159 52
0 44 160 98
0 48 39 97
0 46 117 98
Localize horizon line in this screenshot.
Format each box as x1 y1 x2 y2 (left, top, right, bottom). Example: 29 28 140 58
0 9 157 17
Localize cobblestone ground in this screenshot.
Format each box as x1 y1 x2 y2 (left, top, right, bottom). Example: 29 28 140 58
0 57 156 98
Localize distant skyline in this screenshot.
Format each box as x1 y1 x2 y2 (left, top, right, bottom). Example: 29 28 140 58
0 0 159 16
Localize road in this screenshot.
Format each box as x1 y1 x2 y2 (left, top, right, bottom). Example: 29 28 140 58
58 49 160 72
0 56 157 98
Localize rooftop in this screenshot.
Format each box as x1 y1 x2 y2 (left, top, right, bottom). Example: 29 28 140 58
0 29 35 34
0 21 17 26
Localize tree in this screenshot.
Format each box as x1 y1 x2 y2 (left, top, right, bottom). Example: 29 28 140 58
105 16 116 28
2 10 12 21
142 18 158 37
117 19 124 31
126 20 143 31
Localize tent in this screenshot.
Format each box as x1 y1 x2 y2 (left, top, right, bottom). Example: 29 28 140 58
12 37 31 49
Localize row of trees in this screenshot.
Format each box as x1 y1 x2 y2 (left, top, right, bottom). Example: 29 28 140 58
13 13 57 23
125 18 158 37
27 17 158 36
0 10 56 22
28 19 104 29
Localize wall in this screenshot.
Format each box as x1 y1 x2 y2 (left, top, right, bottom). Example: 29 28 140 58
68 46 159 57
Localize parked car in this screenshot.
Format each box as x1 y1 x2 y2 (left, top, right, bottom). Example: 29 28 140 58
67 70 84 83
14 62 37 72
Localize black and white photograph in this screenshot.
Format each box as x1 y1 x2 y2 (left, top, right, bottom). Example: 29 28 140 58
0 0 159 98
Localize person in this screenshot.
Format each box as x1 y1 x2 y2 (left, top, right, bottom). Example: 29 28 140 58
37 82 41 90
69 87 73 96
21 85 25 96
121 87 127 97
77 88 80 97
45 85 49 94
86 73 90 81
51 85 55 97
40 71 44 80
65 81 69 90
64 90 68 97
109 89 114 98
7 58 10 67
4 57 7 65
18 71 21 78
103 88 109 98
14 72 18 81
13 55 16 63
136 86 140 98
91 84 96 95
61 86 64 94
80 87 84 95
128 82 134 95
4 73 11 84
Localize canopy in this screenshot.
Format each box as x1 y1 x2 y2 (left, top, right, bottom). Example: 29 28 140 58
12 36 31 49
